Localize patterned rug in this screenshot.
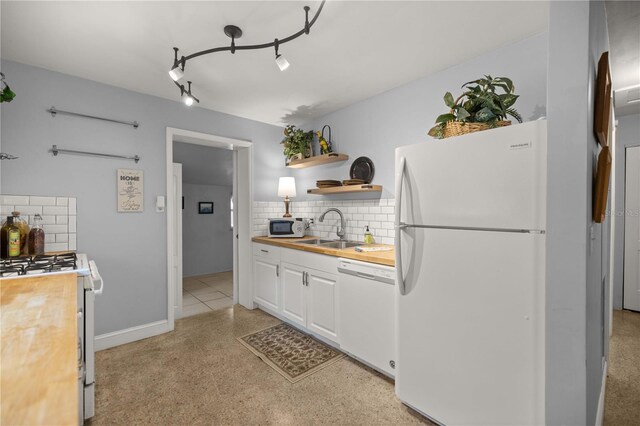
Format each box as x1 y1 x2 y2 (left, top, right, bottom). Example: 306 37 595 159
237 323 344 383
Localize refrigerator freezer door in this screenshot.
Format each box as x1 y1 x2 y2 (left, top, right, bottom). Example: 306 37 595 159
395 227 545 425
395 120 546 231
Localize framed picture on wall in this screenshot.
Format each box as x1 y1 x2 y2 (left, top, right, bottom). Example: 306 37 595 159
199 202 214 214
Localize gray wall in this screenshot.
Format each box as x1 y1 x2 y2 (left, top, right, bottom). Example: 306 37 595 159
545 1 610 424
297 33 548 200
182 183 232 277
0 59 284 335
612 113 640 309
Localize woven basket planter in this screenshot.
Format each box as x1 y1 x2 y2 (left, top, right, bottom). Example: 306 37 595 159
442 120 511 139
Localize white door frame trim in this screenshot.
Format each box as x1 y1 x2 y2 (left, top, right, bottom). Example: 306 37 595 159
166 127 253 331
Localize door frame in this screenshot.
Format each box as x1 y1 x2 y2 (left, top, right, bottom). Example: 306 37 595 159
166 127 254 330
623 145 640 312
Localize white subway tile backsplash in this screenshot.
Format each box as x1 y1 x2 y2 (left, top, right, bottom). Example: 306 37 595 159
14 205 43 215
0 195 29 205
44 224 68 234
45 242 69 252
43 206 68 215
2 194 77 254
29 196 57 206
40 215 57 225
253 198 396 245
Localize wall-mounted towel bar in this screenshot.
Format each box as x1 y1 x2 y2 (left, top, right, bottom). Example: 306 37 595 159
51 145 140 163
47 106 139 129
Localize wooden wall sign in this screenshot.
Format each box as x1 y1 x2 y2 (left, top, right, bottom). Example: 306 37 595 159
594 52 612 147
593 146 611 223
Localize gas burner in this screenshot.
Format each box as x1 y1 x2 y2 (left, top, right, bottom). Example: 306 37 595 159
0 252 78 276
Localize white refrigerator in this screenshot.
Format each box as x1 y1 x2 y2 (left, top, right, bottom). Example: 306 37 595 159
394 120 547 425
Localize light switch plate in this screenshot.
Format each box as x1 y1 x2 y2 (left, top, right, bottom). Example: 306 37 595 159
156 195 165 213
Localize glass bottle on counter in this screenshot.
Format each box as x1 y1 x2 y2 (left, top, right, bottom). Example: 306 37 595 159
29 214 45 255
10 211 29 255
1 216 11 258
1 216 21 258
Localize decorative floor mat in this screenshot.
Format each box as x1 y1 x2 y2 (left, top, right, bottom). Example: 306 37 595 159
237 323 344 383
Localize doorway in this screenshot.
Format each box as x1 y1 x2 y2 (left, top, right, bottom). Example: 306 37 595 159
166 128 254 330
623 146 640 311
173 142 235 317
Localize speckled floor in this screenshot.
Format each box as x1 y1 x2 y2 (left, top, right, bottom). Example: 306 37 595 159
604 309 640 426
89 305 431 425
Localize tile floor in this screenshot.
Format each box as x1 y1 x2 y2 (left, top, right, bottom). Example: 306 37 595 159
89 305 431 425
603 309 640 425
181 271 233 318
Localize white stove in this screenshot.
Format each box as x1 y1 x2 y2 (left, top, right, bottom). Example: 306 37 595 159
0 252 103 424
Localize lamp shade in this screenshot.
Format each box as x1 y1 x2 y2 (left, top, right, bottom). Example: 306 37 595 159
277 177 297 198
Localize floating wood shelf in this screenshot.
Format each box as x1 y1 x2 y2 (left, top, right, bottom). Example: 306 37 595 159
287 153 349 169
307 184 383 195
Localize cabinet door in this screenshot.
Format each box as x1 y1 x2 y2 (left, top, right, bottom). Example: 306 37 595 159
307 269 339 343
281 262 306 327
253 257 279 311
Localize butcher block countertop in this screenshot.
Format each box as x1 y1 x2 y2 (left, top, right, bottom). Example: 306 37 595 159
252 236 395 267
1 273 78 426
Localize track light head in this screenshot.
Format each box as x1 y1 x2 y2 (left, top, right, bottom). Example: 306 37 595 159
274 39 290 71
275 54 290 71
169 47 185 81
183 94 194 106
169 65 184 82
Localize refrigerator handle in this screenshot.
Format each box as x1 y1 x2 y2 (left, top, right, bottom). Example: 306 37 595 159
395 156 407 295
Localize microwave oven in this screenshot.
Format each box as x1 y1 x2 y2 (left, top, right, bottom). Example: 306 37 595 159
268 218 308 238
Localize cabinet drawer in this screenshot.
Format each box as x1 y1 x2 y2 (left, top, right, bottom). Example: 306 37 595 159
253 243 281 261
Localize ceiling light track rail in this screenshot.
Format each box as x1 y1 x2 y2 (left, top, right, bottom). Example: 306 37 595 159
169 0 326 105
47 106 139 129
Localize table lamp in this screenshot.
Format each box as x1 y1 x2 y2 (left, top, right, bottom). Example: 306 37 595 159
278 177 296 218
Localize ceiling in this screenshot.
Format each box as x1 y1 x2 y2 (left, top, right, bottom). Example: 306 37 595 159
173 142 233 186
0 1 548 126
606 1 640 117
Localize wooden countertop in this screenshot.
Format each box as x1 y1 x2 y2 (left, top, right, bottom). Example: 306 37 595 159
252 236 395 267
1 273 79 426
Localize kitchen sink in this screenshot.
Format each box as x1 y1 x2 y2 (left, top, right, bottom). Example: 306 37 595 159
294 239 362 249
318 241 361 249
295 239 335 245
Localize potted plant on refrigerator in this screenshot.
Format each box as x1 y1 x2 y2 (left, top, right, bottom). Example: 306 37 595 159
427 75 523 139
280 125 314 164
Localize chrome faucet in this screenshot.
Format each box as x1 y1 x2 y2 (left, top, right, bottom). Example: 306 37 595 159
319 208 346 240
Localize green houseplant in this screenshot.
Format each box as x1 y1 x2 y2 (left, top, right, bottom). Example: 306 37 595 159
428 75 523 139
281 125 314 163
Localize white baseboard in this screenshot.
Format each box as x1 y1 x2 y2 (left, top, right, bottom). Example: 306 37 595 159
596 360 608 426
95 320 169 351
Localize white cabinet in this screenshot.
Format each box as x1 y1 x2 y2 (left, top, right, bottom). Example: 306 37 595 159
281 261 339 343
253 244 281 312
281 262 306 326
306 269 339 342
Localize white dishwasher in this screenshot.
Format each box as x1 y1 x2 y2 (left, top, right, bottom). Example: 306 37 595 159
338 258 396 377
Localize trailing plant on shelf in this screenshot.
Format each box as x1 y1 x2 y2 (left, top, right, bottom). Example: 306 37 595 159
281 125 314 163
427 75 523 139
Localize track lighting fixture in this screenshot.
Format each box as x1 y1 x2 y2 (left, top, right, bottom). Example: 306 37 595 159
168 1 325 103
274 39 290 71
